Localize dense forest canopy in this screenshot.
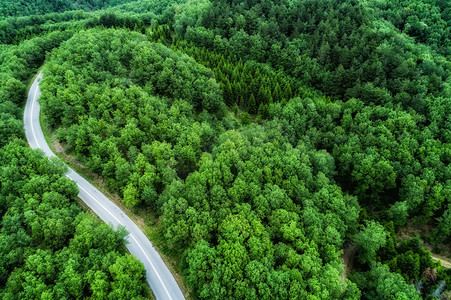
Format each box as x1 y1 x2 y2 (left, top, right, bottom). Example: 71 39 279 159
0 142 149 299
0 0 450 299
0 0 132 20
0 3 151 298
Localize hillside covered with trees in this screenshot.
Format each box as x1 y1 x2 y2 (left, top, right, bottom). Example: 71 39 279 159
0 0 133 19
0 0 450 299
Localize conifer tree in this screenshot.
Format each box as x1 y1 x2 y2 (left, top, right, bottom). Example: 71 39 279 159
223 79 234 106
257 85 266 106
273 83 282 102
239 95 245 108
283 83 293 100
248 93 257 114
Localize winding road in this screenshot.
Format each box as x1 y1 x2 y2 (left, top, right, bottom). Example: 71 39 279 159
24 73 185 300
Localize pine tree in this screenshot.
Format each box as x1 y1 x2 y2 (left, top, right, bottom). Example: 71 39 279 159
239 95 245 108
265 87 273 104
273 83 282 102
223 79 234 106
248 93 257 114
257 103 268 119
232 81 240 104
257 85 266 106
332 64 347 97
283 83 293 100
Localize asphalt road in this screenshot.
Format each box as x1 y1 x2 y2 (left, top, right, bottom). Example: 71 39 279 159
24 73 185 300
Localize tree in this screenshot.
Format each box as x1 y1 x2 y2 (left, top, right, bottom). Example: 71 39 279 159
57 259 83 299
0 114 22 147
0 77 26 105
186 240 217 297
351 154 396 200
332 64 347 97
387 201 409 228
123 183 140 207
353 221 388 264
352 263 421 300
109 255 147 299
223 79 234 106
282 83 293 101
248 93 256 114
87 270 110 300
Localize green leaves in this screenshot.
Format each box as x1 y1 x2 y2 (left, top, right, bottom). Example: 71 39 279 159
159 125 361 298
123 183 140 207
109 255 147 299
4 1 448 297
0 114 22 147
353 221 388 265
0 77 26 105
39 28 227 208
352 263 421 300
0 142 147 298
352 154 397 200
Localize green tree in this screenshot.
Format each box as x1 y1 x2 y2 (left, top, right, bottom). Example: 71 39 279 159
352 263 421 300
354 221 388 264
248 93 256 114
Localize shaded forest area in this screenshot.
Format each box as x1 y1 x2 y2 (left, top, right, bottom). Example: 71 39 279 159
1 0 450 299
0 0 132 19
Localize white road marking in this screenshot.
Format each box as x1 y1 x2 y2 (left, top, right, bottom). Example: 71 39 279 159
28 74 176 300
76 181 173 299
30 81 41 149
75 183 122 224
130 233 173 300
75 183 172 300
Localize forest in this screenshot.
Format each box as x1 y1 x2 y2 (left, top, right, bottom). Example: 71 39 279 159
0 0 450 299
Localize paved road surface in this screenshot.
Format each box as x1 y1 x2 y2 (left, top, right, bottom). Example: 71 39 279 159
24 73 185 300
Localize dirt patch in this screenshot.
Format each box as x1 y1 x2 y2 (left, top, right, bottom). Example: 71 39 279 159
397 220 451 268
341 244 357 283
396 221 451 270
431 254 451 269
53 140 64 153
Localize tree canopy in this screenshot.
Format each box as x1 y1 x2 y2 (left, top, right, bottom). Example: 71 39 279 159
1 0 450 298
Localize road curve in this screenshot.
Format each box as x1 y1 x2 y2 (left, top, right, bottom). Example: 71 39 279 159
24 73 185 300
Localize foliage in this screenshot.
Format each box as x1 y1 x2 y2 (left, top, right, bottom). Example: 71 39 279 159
1 0 450 298
353 221 388 264
172 0 451 113
0 141 149 299
149 23 319 115
351 263 421 300
39 29 225 205
40 28 363 299
0 13 150 299
164 126 360 298
0 0 133 20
